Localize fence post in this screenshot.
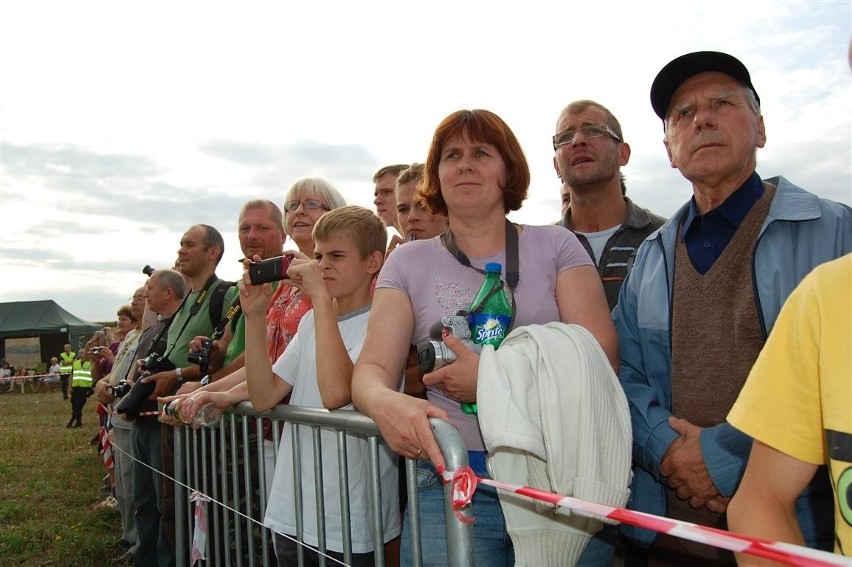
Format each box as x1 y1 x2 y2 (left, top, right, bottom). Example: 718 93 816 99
174 426 188 566
172 406 476 567
430 418 475 567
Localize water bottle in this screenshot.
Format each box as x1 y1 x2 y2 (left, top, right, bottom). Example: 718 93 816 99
462 262 513 414
164 399 223 427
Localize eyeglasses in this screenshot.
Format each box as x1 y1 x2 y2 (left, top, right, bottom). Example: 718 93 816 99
283 200 330 212
130 296 145 302
552 124 622 150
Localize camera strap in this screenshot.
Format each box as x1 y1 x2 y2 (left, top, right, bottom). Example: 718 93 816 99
163 274 219 360
212 299 242 341
146 314 176 359
441 218 519 326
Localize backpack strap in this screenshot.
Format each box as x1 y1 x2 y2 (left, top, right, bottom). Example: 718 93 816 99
208 280 238 331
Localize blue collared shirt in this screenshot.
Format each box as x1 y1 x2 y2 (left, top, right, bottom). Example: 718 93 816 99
681 172 765 274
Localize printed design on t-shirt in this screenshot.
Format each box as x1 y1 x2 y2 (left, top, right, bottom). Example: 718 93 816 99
434 276 474 316
826 429 852 527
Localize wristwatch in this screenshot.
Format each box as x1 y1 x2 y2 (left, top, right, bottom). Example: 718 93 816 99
200 375 210 386
175 367 184 382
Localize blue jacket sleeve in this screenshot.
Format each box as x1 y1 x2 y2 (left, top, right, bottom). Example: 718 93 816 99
700 421 753 496
613 261 678 482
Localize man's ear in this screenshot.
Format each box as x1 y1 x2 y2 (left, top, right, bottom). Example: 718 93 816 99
755 114 766 149
366 250 384 275
617 142 631 167
663 138 677 169
208 245 222 262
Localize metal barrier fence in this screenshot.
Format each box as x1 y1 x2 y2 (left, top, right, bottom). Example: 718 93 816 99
172 402 473 566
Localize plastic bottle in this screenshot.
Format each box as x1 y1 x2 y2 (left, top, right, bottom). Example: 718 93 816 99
164 399 223 427
463 262 513 414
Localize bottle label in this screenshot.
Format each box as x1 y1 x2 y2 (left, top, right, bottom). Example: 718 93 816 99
468 313 511 347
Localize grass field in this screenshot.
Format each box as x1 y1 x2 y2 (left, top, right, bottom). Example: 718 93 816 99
0 389 121 566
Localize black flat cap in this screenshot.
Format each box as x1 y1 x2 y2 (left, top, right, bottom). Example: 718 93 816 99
650 51 759 120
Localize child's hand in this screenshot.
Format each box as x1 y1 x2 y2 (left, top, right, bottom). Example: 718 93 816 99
286 259 328 301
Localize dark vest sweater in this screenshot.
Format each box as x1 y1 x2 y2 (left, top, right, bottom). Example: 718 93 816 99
665 185 775 561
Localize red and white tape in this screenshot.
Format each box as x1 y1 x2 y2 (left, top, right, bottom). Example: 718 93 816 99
440 469 846 566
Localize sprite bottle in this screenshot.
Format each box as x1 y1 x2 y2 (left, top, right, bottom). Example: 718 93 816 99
462 262 513 414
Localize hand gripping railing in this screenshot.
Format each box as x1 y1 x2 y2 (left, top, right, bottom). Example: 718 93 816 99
173 403 474 566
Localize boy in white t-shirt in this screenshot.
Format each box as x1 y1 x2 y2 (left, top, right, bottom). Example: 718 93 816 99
193 205 399 566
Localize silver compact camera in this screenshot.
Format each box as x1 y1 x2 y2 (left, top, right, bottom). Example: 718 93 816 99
416 315 481 373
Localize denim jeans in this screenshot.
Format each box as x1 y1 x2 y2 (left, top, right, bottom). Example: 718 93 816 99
578 524 617 566
401 452 615 566
401 453 514 566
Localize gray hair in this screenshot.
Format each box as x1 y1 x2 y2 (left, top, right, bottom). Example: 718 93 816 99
153 269 187 299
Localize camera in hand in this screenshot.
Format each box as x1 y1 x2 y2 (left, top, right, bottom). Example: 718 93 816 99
114 353 174 420
107 380 132 398
416 315 481 373
187 338 213 374
248 254 295 285
142 264 154 277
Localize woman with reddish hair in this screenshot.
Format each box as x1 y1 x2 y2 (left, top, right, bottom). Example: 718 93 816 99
353 109 618 565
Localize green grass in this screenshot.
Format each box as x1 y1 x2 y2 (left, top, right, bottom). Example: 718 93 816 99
0 391 121 566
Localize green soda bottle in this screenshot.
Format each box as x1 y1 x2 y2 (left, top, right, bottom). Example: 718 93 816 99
462 262 513 414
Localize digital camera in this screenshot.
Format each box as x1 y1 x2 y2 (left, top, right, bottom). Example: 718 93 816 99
187 338 213 374
248 254 295 285
416 315 481 373
114 353 174 419
142 264 155 277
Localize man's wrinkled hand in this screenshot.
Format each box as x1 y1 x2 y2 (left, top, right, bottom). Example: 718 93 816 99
660 416 721 502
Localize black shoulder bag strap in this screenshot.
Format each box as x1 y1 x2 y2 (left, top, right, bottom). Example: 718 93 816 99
162 274 219 359
441 218 519 330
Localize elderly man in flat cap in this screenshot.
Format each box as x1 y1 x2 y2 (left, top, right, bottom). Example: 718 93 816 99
611 51 851 564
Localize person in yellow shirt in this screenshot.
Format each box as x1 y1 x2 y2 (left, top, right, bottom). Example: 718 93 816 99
727 253 852 560
58 343 76 400
67 346 94 428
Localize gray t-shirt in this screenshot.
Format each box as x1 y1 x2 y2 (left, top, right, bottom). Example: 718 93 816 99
377 224 592 450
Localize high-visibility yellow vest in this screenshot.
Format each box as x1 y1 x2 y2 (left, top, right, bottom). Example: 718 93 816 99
59 352 76 374
71 360 94 387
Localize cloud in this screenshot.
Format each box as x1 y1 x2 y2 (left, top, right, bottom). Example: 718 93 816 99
198 139 378 186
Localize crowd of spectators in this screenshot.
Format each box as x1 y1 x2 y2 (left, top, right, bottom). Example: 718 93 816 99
17 47 851 566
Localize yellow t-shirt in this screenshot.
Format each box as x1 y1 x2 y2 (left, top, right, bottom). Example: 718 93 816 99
728 253 852 555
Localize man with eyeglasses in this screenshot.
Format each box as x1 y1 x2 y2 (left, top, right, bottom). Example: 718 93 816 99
553 100 666 311
612 51 852 564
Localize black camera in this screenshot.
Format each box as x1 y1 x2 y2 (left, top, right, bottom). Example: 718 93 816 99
416 315 481 373
248 254 295 285
114 353 174 419
187 338 213 374
107 380 132 398
142 265 154 277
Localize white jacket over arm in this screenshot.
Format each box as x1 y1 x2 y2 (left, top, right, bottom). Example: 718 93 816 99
478 322 632 566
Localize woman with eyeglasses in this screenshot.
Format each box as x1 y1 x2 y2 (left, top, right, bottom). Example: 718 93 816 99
168 178 345 397
353 109 619 565
267 178 347 361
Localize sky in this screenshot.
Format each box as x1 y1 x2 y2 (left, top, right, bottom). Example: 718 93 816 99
1 1 850 322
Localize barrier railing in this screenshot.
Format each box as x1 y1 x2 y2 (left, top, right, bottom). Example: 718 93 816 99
172 402 474 566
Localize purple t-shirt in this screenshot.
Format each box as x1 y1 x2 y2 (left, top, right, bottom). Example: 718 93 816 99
377 224 592 450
